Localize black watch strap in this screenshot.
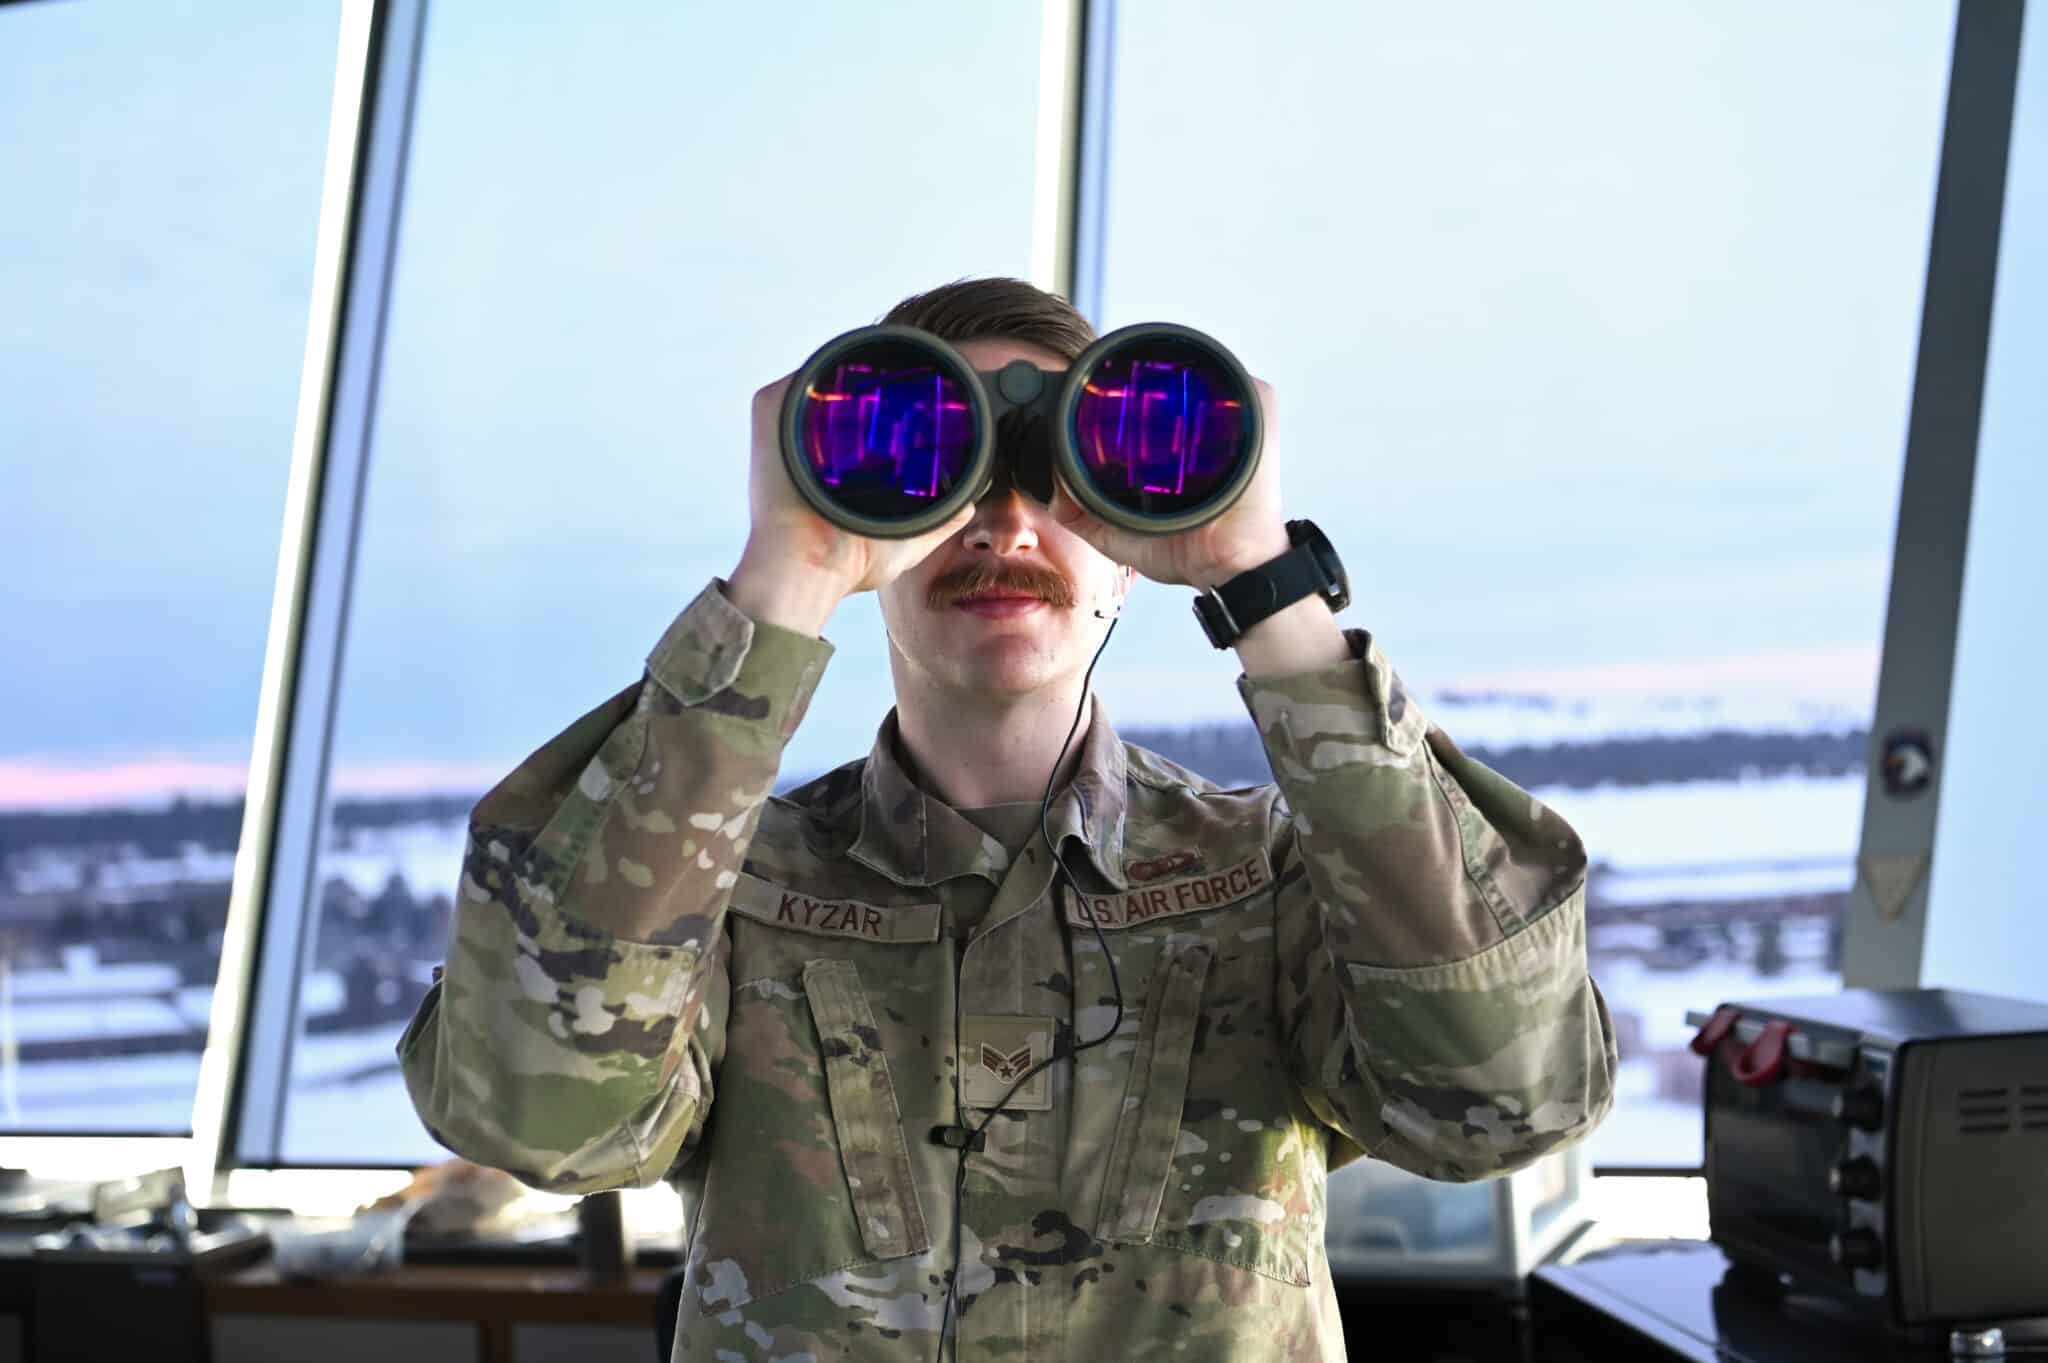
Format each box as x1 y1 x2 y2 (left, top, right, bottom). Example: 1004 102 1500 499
1193 520 1348 649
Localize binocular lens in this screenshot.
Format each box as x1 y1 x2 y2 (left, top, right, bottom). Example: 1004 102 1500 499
793 337 982 527
1069 337 1254 522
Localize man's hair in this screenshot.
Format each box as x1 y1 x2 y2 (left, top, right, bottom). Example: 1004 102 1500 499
876 276 1096 363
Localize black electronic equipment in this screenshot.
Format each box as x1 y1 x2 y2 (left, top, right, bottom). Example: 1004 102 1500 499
1685 988 2048 1348
13 1166 268 1363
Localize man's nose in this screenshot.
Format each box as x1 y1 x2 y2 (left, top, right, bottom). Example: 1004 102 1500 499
964 483 1039 555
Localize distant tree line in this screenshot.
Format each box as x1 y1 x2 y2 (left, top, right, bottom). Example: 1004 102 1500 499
0 792 477 860
1059 724 1868 794
775 724 1867 795
0 794 248 860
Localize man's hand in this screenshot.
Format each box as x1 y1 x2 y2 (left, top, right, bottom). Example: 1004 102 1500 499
725 370 976 635
1059 373 1354 674
1048 375 1291 589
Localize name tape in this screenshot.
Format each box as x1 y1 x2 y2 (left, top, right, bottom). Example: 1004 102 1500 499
727 872 941 943
1067 853 1271 930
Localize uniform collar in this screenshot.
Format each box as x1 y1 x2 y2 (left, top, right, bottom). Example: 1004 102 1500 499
848 697 1129 892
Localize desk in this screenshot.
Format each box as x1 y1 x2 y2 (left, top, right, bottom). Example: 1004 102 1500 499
71 1221 2043 1363
1530 1239 2033 1363
204 1262 664 1363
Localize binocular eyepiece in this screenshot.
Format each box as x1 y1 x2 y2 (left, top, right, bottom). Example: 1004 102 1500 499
779 321 1263 539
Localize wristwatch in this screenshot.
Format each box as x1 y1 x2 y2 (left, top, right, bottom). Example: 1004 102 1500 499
1193 519 1350 649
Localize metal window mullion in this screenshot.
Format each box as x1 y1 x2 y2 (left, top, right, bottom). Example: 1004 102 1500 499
1842 0 2025 989
1032 0 1087 304
1069 0 1116 328
187 0 430 1198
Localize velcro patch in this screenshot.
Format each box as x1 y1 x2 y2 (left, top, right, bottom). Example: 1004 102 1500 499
1127 849 1200 882
728 872 940 943
1066 852 1271 930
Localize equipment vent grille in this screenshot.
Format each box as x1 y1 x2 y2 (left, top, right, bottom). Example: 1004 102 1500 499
1958 1087 2012 1135
1959 1084 2048 1134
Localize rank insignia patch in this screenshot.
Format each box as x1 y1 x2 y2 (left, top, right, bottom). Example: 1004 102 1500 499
960 1015 1054 1111
981 1043 1033 1084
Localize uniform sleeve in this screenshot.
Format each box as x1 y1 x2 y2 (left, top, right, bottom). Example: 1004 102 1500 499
396 577 834 1194
1238 627 1618 1182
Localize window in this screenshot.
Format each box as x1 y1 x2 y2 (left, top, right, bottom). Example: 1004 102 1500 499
276 0 1048 1164
1092 1 1955 1166
0 3 339 1133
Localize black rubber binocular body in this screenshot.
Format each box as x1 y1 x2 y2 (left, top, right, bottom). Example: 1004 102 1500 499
779 321 1263 539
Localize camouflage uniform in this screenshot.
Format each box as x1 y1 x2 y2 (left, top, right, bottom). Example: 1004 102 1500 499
399 577 1617 1361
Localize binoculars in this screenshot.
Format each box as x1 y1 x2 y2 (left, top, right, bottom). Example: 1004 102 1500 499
779 321 1263 539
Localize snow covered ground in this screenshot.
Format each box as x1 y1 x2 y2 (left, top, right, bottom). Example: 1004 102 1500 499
306 772 1871 907
321 817 469 901
1424 690 1866 749
285 1020 442 1165
1533 772 1863 876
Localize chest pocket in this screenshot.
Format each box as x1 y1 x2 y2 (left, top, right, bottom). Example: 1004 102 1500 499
1088 879 1321 1287
683 879 934 1314
802 960 926 1257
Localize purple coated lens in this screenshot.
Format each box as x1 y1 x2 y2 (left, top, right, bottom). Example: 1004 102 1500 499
795 338 979 525
1070 337 1253 519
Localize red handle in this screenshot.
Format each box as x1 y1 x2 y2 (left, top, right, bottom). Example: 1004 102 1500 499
1688 1005 1742 1057
1729 1019 1795 1087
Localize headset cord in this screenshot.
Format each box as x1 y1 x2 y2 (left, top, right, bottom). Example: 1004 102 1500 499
932 614 1125 1363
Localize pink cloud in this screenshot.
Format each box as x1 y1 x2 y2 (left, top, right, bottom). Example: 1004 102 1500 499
0 757 510 813
0 758 249 812
328 761 510 799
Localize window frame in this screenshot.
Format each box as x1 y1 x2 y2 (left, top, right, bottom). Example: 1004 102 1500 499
188 0 1100 1192
5 0 2021 1196
1838 0 2028 989
189 0 426 1191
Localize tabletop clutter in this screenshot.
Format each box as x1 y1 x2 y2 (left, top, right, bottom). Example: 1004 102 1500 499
270 1158 616 1278
1 1157 625 1281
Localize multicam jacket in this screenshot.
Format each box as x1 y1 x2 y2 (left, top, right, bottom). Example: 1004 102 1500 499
398 577 1618 1362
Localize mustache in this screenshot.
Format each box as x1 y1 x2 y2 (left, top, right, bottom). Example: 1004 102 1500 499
927 558 1078 611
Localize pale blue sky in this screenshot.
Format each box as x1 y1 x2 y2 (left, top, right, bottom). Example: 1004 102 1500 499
0 0 1959 802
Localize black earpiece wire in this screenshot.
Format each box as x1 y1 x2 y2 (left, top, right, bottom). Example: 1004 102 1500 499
932 594 1127 1363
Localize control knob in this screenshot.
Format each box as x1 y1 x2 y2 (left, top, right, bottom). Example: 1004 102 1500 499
1828 1156 1882 1200
1831 1085 1885 1131
1829 1228 1884 1271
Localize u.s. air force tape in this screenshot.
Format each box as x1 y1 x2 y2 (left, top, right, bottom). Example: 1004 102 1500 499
727 871 941 943
1066 852 1271 929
